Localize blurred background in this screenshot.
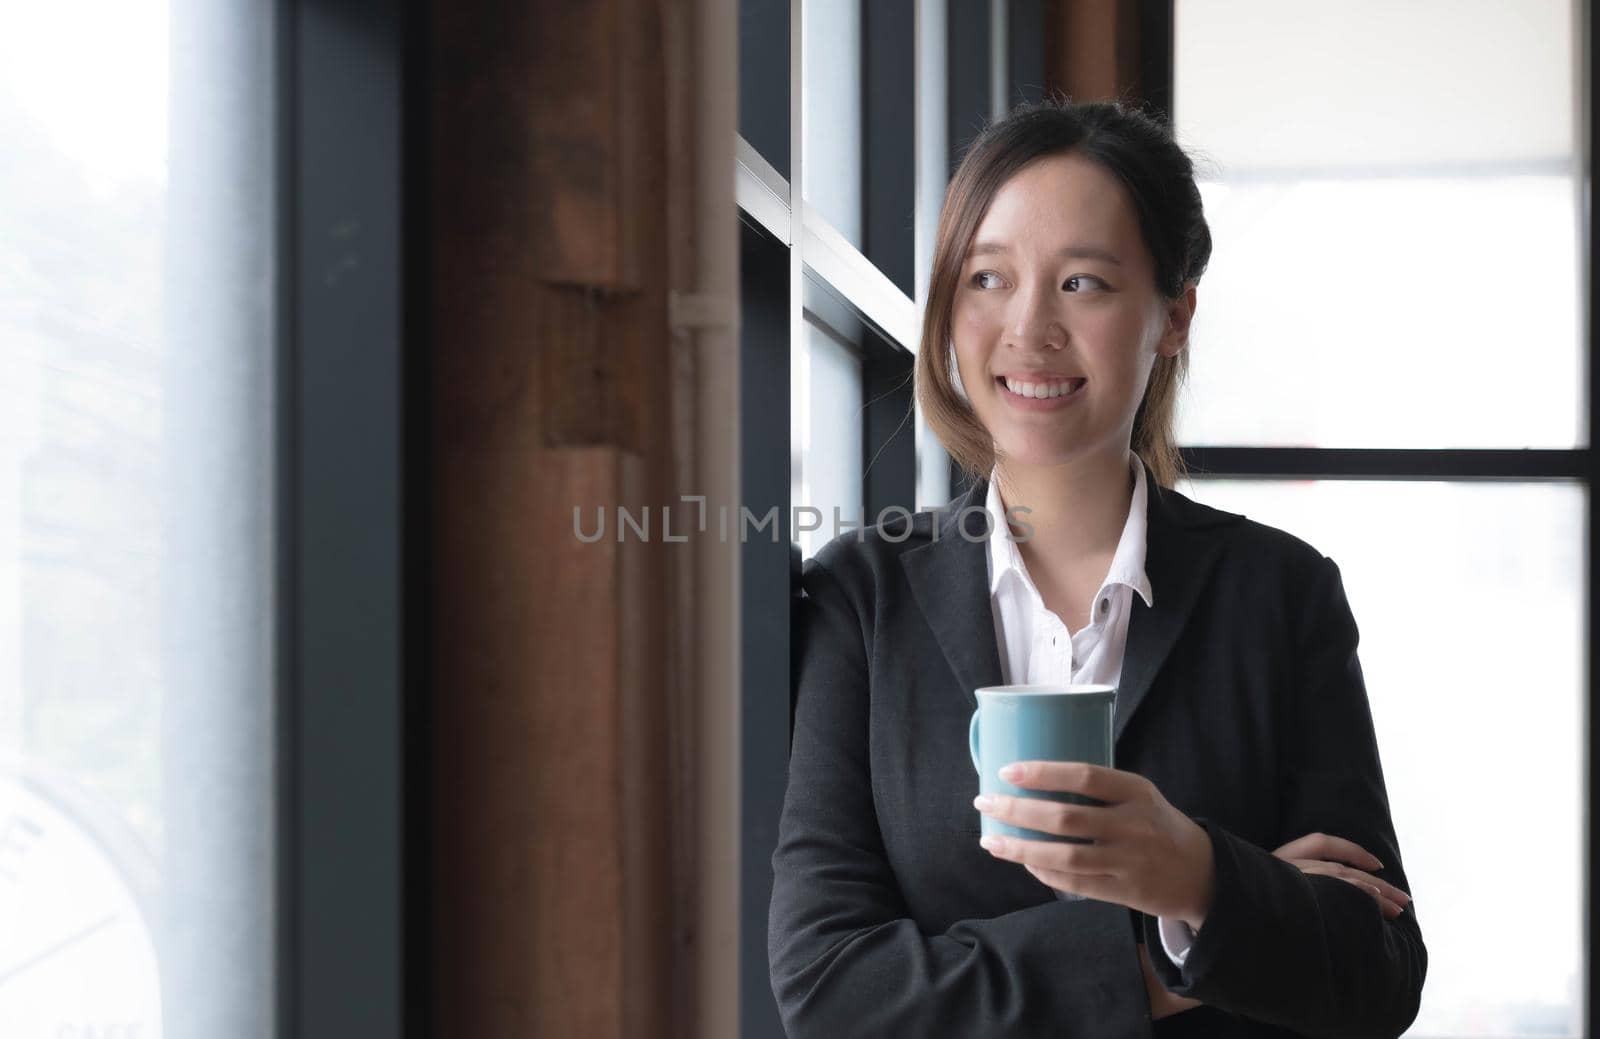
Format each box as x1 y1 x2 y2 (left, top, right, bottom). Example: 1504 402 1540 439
0 0 1589 1036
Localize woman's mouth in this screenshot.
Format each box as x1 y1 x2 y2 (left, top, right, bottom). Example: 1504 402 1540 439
996 374 1087 408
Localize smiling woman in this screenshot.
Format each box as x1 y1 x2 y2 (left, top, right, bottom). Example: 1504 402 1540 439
920 101 1211 493
767 98 1428 1038
951 151 1194 496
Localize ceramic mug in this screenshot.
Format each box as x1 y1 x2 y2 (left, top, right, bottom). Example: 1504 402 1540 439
968 683 1116 843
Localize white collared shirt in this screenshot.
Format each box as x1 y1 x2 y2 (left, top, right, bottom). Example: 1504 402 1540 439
982 453 1199 967
984 453 1153 690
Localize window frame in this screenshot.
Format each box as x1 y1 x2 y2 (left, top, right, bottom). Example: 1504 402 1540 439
276 0 419 1035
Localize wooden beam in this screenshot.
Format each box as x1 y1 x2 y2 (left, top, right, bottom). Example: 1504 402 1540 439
1045 0 1156 105
425 0 695 1035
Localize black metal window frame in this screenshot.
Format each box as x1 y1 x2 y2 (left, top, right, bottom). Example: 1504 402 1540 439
276 0 423 1035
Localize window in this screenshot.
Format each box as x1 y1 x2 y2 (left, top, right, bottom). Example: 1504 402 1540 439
0 1 275 1032
0 2 411 1033
794 319 864 559
737 2 1046 1033
1174 1 1589 1034
1174 0 1582 449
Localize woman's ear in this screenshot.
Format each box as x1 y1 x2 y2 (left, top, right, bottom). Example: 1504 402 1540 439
1158 282 1198 359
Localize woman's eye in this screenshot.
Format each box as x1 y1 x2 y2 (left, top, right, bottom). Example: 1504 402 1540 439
968 271 1107 291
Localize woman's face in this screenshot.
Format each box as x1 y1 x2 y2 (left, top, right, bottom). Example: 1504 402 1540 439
951 151 1192 473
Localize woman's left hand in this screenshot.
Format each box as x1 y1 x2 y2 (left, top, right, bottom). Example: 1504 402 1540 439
1272 832 1411 920
974 761 1215 930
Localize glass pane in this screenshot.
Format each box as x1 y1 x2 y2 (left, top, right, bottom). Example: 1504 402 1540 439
1177 477 1585 1037
802 0 863 247
1178 175 1581 448
1173 0 1583 448
1175 0 1573 168
795 320 863 558
913 0 951 510
0 1 275 1034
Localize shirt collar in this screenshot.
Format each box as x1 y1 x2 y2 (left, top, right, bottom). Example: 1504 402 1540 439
984 453 1154 608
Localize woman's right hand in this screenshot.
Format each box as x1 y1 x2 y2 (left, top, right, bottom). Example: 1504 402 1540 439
1272 833 1412 919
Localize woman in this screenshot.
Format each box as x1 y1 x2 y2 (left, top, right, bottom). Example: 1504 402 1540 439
767 99 1426 1037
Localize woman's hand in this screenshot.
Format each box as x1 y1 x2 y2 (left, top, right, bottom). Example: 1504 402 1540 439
1272 832 1412 919
973 761 1215 929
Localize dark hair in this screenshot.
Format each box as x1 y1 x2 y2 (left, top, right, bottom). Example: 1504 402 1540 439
914 96 1213 488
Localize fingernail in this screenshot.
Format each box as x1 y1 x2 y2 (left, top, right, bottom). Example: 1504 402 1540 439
980 835 1004 853
973 794 995 812
998 763 1023 782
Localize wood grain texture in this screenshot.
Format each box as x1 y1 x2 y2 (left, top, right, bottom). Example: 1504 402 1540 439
427 0 694 1034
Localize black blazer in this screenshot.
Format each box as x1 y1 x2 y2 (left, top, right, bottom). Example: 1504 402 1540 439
768 463 1427 1038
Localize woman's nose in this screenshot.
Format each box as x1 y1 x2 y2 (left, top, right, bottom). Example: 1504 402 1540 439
1006 281 1064 350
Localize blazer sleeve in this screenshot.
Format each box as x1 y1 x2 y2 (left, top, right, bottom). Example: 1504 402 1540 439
1141 553 1428 1038
769 553 1151 1038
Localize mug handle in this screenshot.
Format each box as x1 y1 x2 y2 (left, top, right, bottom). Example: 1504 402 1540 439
968 710 981 773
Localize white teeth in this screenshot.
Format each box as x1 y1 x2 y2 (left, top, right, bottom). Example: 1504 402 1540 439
1003 376 1081 399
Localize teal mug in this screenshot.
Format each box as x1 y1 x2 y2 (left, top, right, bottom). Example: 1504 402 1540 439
968 684 1116 844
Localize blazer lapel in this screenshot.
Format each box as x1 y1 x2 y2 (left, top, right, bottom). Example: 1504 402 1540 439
898 461 1242 733
899 480 1004 711
1113 463 1239 743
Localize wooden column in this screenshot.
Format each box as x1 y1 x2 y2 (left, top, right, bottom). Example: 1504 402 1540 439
426 1 699 1035
1044 0 1173 114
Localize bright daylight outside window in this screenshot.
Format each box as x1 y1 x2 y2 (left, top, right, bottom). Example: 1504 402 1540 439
1 2 275 1034
793 0 869 559
1173 1 1586 1034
